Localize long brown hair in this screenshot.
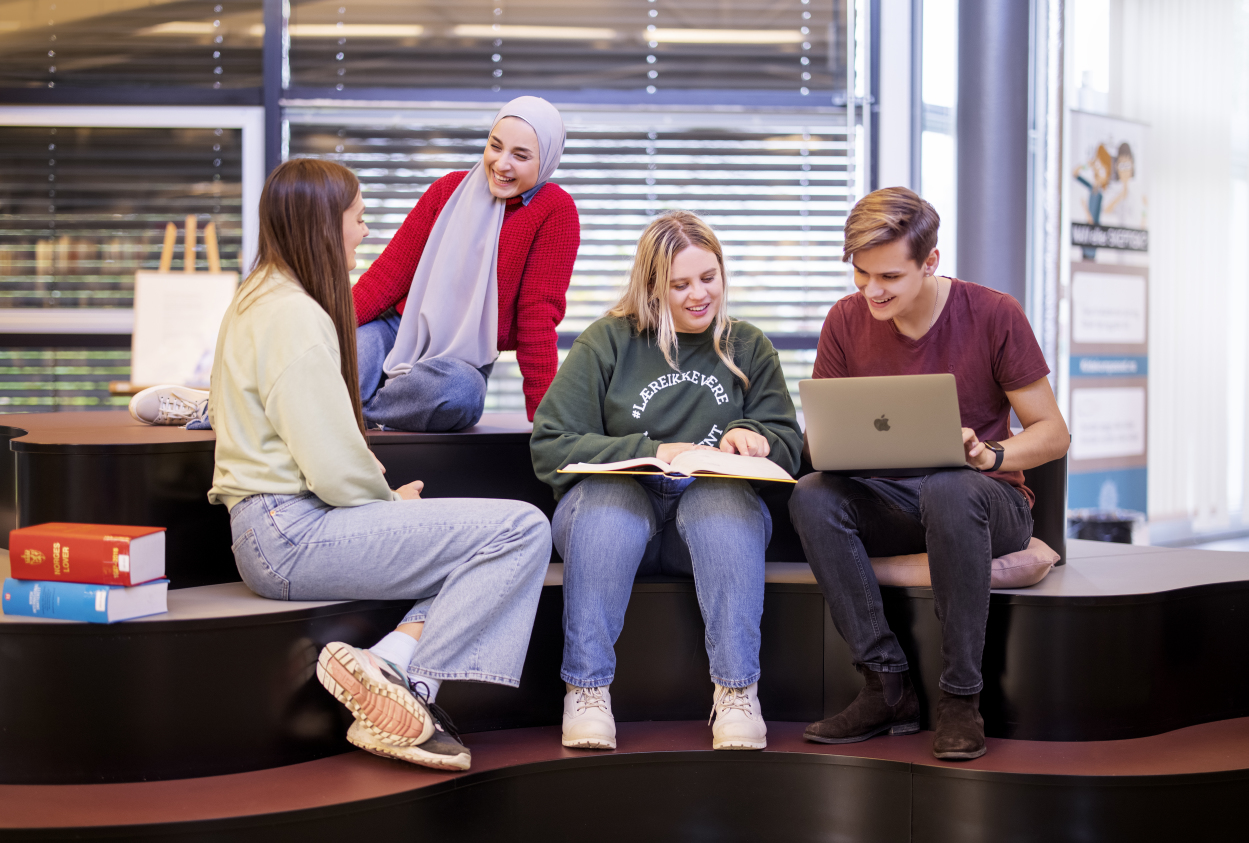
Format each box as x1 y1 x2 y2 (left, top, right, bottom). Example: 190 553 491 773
244 158 366 437
608 210 749 388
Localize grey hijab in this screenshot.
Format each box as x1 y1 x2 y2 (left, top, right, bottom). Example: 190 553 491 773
383 96 567 377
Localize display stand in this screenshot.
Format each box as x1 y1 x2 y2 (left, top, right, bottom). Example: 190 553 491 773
109 216 237 396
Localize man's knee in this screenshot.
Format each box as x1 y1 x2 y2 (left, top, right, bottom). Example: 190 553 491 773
789 472 855 530
919 470 993 523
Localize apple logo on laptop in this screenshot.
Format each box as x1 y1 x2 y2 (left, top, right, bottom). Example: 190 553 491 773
874 414 890 432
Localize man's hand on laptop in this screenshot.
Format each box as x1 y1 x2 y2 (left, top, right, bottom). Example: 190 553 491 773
720 428 771 458
962 427 994 471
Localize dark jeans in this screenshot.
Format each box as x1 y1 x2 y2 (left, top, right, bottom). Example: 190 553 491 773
788 468 1033 695
357 310 493 432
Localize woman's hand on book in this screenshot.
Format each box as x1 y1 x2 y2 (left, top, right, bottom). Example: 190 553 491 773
656 442 718 463
719 428 771 458
396 479 424 500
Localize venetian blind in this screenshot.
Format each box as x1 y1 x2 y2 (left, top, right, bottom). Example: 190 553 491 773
289 103 855 411
0 124 244 410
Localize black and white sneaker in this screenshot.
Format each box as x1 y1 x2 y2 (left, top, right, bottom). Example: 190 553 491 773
347 683 471 771
347 721 471 771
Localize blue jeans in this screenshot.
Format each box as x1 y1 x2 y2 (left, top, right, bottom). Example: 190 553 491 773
228 491 551 687
554 474 772 689
357 310 493 432
788 469 1034 695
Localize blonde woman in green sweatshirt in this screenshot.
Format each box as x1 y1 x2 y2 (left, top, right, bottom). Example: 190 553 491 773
208 158 551 772
530 211 803 752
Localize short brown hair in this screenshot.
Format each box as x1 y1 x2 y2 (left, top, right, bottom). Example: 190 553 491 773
842 187 940 264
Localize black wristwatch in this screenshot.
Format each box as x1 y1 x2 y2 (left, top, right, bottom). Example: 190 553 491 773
980 440 1005 472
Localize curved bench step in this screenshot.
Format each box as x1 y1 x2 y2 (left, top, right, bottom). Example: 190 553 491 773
6 542 1249 784
4 719 1247 842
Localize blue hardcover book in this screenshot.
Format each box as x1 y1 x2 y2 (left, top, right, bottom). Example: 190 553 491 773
2 578 168 623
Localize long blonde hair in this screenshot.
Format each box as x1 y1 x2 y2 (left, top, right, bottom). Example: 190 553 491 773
608 211 749 388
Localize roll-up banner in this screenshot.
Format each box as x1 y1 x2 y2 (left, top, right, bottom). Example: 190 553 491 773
1066 112 1149 514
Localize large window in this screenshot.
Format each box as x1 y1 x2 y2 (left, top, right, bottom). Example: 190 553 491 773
0 125 245 309
289 102 854 411
288 0 844 97
0 1 263 90
919 0 957 276
0 1 862 415
0 107 263 412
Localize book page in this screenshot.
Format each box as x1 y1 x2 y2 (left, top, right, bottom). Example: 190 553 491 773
668 449 795 482
559 457 673 474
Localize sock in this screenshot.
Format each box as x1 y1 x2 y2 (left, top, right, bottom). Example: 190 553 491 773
408 673 442 703
369 631 417 672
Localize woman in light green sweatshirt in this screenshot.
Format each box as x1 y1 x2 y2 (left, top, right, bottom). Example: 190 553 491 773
208 158 551 773
531 211 802 752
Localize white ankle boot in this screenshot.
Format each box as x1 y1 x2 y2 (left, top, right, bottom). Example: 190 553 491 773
562 684 616 749
710 683 767 750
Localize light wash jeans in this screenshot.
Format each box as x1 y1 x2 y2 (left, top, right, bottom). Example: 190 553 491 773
357 310 492 432
554 473 772 690
228 491 551 687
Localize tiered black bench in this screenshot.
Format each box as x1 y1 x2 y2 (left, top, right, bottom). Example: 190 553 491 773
2 412 1249 841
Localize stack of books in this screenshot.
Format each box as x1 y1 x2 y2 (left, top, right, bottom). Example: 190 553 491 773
3 523 169 623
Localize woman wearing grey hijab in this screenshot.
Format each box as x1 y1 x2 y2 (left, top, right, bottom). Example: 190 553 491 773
352 96 580 430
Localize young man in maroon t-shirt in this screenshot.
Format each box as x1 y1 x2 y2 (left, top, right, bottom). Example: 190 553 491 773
789 188 1069 760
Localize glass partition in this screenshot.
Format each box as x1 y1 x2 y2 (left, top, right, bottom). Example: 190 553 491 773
289 0 845 96
0 122 245 410
0 125 244 308
0 1 263 89
0 348 131 411
289 103 852 411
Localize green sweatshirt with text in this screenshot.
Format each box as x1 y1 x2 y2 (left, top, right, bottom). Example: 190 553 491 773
531 316 803 499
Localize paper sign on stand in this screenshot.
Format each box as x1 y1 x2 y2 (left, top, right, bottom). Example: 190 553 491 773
1065 112 1150 516
129 216 237 390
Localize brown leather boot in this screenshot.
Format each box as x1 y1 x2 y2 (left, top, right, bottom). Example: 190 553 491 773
932 691 986 760
804 667 920 744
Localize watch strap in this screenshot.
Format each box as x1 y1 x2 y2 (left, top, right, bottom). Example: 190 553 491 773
983 441 1005 472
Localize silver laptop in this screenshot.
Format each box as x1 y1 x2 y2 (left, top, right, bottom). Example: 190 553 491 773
799 374 967 474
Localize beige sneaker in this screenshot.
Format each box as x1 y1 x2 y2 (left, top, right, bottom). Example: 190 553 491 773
710 683 767 750
347 720 471 771
562 684 616 749
316 641 434 747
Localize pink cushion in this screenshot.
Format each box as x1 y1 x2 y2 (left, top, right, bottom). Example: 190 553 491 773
870 537 1060 589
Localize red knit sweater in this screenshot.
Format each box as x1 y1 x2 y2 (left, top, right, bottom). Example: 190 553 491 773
352 171 580 420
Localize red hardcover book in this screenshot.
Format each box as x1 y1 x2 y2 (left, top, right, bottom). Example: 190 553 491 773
9 523 166 586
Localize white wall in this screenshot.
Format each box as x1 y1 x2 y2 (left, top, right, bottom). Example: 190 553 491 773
876 0 915 190
1113 0 1249 524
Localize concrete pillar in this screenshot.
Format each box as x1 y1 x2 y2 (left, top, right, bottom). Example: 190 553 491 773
262 0 286 176
956 0 1030 301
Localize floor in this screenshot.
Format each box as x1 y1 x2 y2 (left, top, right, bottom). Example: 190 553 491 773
5 718 1249 830
1191 535 1249 552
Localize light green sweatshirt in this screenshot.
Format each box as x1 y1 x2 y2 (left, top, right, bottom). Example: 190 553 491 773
206 269 398 510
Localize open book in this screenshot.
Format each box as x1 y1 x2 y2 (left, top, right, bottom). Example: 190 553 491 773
559 450 795 483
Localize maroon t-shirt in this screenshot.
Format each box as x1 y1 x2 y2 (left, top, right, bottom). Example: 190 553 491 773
813 278 1051 506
